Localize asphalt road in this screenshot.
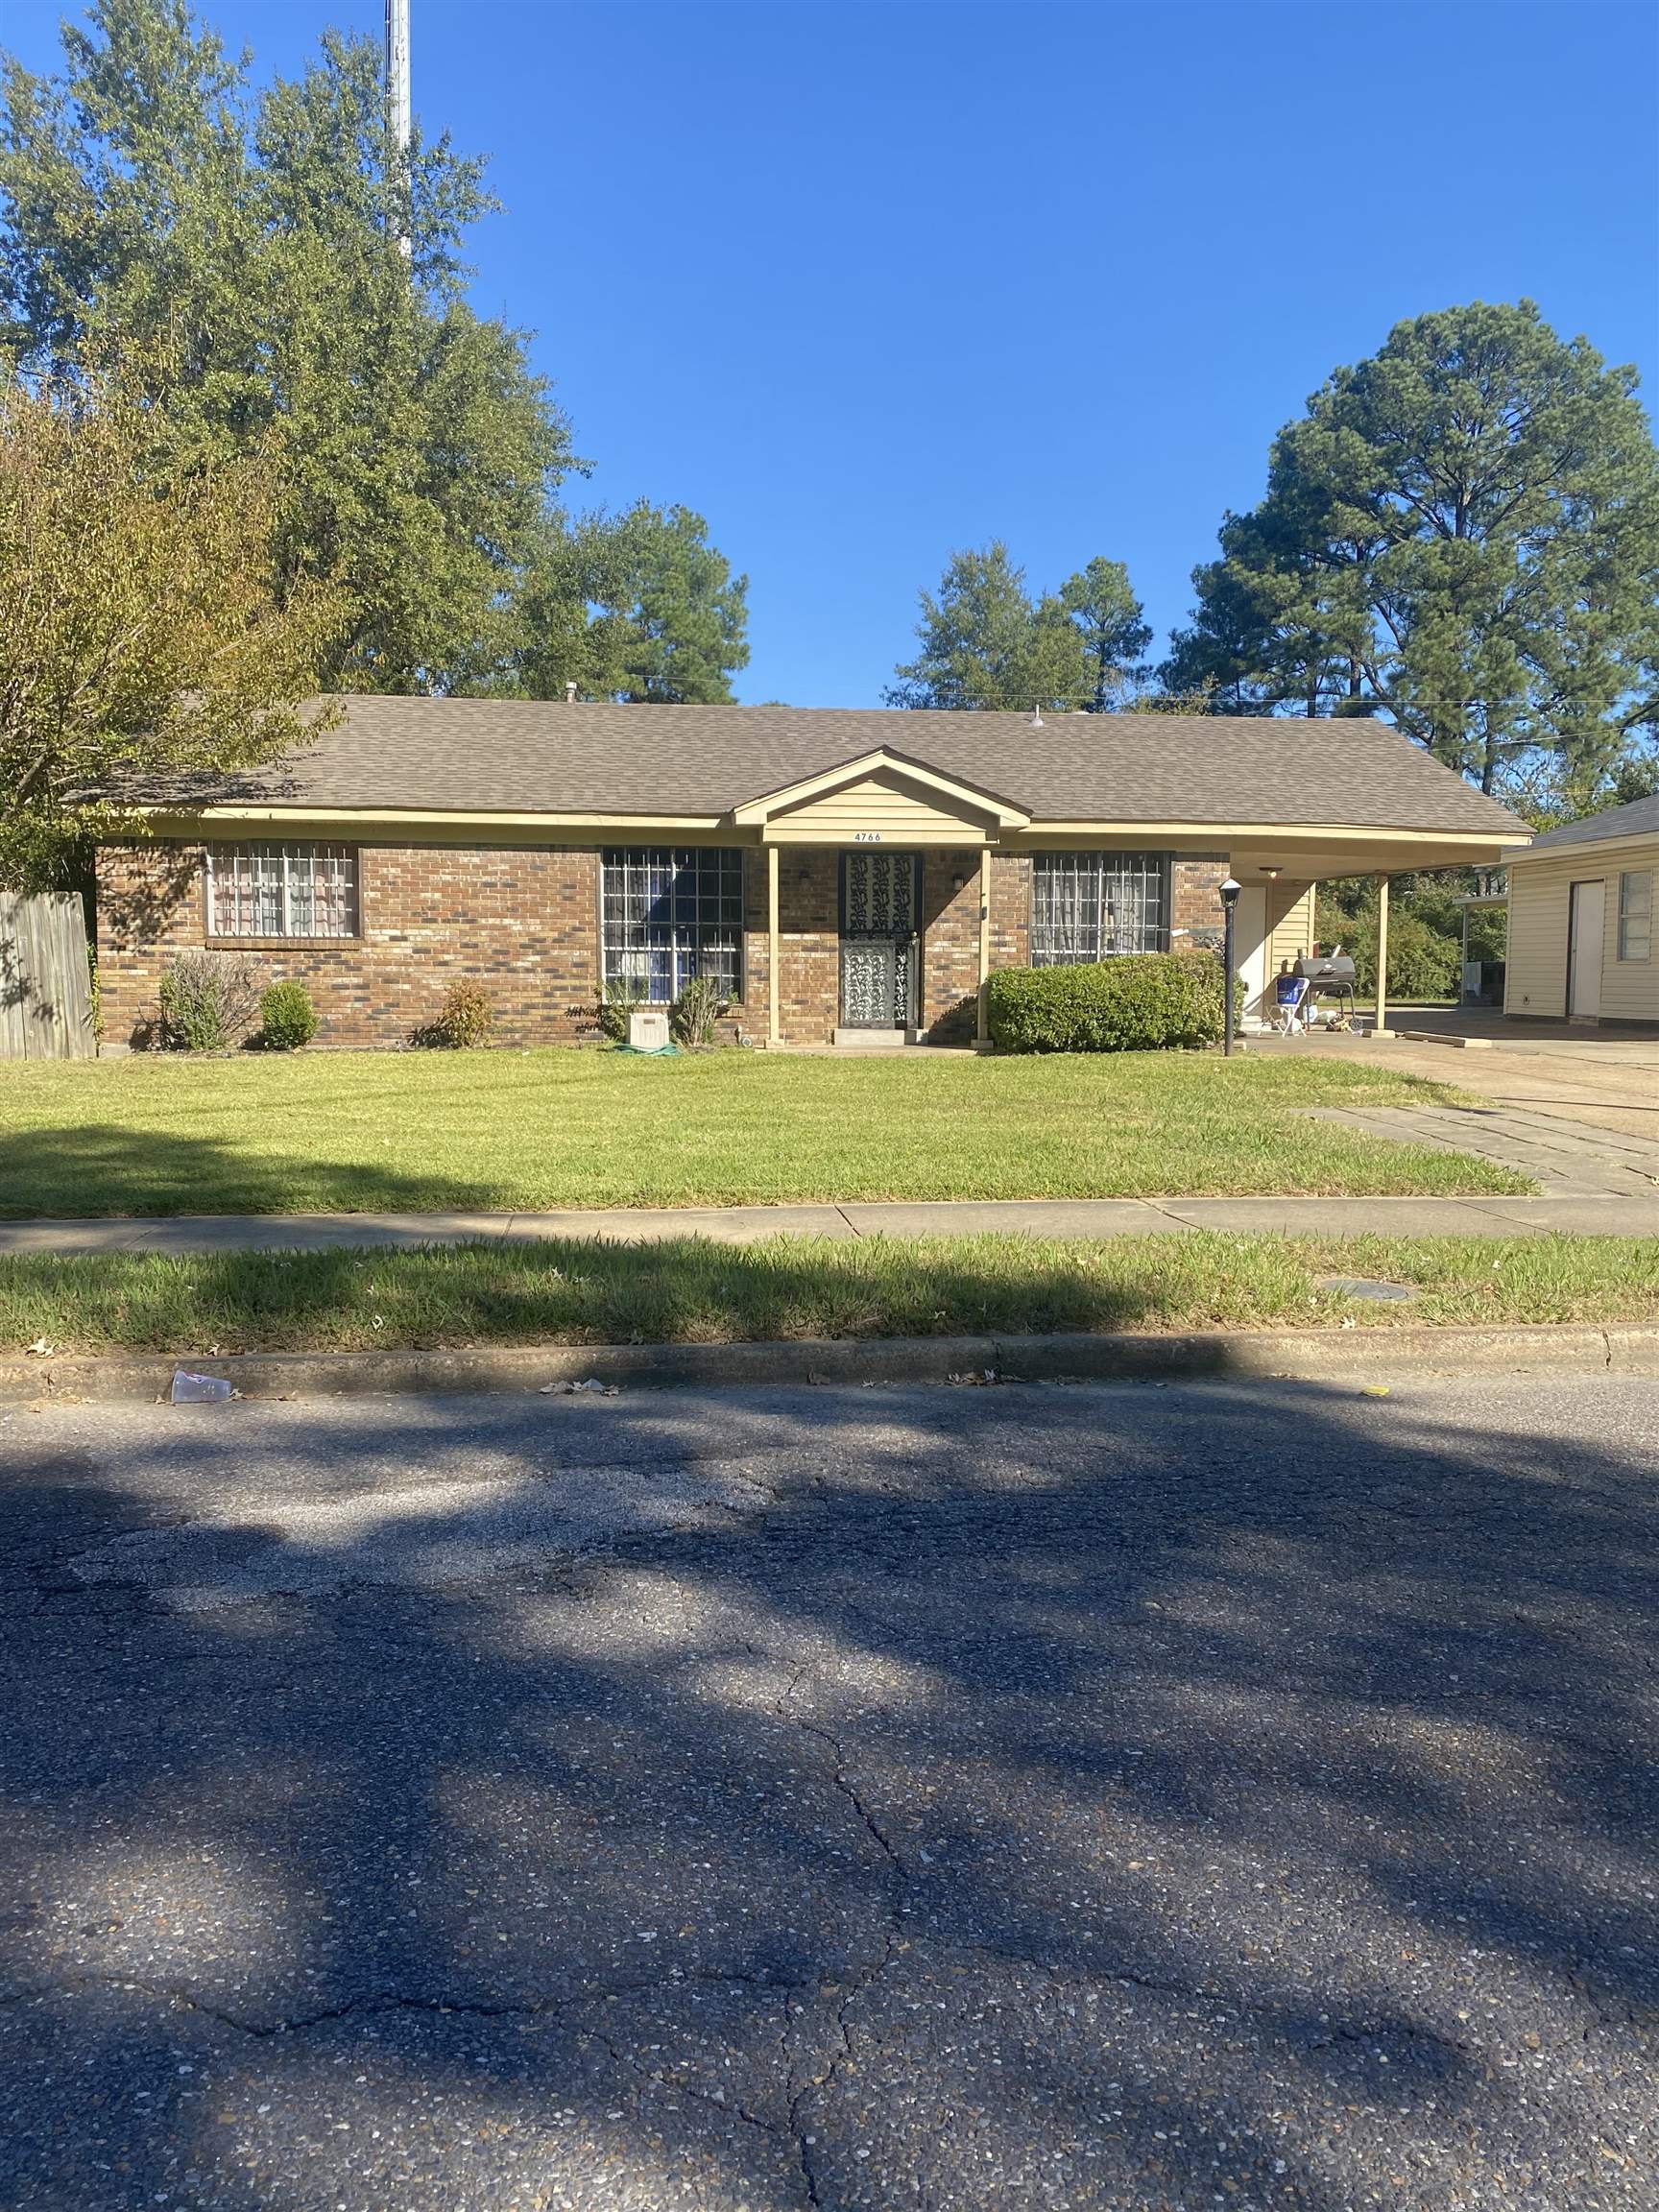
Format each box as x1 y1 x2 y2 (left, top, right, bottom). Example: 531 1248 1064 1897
1 1374 1655 2210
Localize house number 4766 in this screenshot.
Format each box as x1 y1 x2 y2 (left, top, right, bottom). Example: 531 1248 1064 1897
853 830 882 843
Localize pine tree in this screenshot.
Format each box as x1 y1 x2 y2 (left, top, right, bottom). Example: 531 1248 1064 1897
888 543 1090 710
1163 302 1659 791
1059 557 1152 710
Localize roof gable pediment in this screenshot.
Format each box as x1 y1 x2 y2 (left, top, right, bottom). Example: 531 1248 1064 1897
733 748 1031 838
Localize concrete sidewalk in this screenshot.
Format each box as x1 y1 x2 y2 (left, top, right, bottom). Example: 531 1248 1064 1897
2 1190 1656 1254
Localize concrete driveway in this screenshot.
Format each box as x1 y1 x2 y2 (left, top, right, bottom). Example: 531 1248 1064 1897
2 1377 1656 2209
1262 1022 1659 1194
1326 1016 1659 1139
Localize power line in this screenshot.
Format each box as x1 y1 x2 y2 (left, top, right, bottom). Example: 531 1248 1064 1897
879 694 1639 715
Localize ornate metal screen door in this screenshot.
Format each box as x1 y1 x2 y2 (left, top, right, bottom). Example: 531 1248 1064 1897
839 852 920 1028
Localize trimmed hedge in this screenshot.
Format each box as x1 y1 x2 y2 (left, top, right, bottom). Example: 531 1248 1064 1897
259 979 319 1051
988 950 1224 1053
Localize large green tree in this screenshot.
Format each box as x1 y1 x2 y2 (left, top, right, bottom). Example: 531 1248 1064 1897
0 362 342 888
1059 556 1152 711
1163 301 1659 790
517 503 750 703
889 541 1146 711
0 0 570 692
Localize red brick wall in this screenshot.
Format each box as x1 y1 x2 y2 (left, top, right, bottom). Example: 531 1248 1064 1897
98 839 606 1050
1170 855 1230 946
96 839 1241 1052
774 849 840 1045
990 852 1032 970
918 850 987 1043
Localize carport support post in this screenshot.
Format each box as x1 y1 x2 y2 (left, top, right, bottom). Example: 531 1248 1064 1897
976 844 992 1046
767 844 781 1046
1373 873 1392 1038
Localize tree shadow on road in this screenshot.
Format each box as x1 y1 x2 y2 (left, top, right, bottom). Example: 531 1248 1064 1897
1 1372 1654 2206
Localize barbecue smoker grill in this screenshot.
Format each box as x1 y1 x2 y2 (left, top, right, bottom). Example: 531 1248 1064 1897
1296 950 1358 1028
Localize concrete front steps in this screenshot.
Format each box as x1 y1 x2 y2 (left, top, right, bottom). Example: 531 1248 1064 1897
830 1026 917 1048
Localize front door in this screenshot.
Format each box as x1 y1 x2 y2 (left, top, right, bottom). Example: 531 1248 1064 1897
1568 879 1605 1019
839 851 920 1028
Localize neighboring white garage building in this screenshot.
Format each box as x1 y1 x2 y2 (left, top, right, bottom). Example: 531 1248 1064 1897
1504 794 1658 1025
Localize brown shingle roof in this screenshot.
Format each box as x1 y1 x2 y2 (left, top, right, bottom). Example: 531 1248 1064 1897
161 698 1525 835
1520 793 1659 854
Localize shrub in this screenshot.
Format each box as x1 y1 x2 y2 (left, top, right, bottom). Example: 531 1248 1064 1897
259 979 319 1051
597 974 646 1044
671 973 726 1047
1341 910 1461 1001
987 949 1224 1054
156 949 262 1051
423 980 494 1049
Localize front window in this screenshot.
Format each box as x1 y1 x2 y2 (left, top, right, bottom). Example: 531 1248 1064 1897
206 845 357 938
601 848 744 1003
1030 852 1169 964
1619 870 1652 962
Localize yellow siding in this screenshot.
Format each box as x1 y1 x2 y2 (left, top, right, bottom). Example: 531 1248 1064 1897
1604 851 1659 1021
1504 837 1659 1022
1264 881 1316 974
767 770 998 844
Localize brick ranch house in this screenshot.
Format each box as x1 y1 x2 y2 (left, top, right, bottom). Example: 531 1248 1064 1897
97 700 1530 1050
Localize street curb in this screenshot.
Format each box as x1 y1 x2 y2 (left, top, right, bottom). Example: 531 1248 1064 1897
2 1325 1654 1404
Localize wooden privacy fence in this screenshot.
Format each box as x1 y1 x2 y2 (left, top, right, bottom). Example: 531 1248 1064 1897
0 892 95 1059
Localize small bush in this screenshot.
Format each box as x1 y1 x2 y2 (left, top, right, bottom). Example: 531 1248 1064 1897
597 974 646 1044
259 979 319 1051
671 973 726 1047
157 950 262 1051
988 949 1224 1053
422 980 494 1049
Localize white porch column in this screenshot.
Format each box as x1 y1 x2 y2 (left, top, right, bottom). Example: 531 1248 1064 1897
767 844 781 1046
976 844 993 1045
1373 873 1392 1037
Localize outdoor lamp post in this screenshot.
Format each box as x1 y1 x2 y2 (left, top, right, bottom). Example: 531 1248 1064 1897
1219 877 1241 1057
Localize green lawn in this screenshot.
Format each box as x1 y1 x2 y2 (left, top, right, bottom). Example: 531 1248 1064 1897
0 1046 1529 1216
2 1234 1649 1353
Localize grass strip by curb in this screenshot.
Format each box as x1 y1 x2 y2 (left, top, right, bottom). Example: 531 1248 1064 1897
3 1233 1654 1357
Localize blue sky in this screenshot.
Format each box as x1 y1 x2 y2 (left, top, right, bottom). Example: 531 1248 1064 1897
7 1 1656 705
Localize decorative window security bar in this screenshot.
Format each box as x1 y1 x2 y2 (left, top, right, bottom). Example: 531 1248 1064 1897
1030 852 1170 965
601 848 745 1003
206 845 357 939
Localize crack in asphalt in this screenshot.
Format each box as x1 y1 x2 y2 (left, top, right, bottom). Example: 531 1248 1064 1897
769 1661 909 2207
0 1963 819 2042
578 2021 787 2155
5 1388 1657 2208
0 1964 840 2208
